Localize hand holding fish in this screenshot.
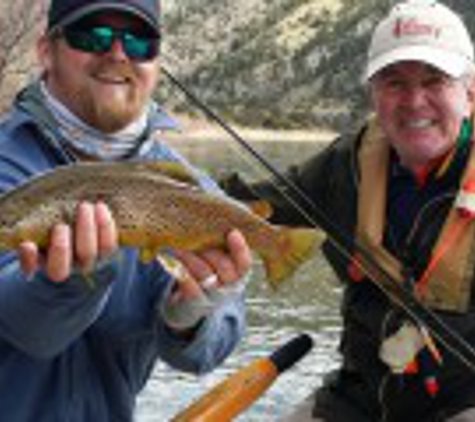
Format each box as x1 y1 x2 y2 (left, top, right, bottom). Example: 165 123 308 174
18 202 119 282
160 229 252 332
169 229 252 301
0 162 317 288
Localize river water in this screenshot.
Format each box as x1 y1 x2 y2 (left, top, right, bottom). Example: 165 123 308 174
136 133 343 421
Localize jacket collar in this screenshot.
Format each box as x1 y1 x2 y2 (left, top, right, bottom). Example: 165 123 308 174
12 80 180 137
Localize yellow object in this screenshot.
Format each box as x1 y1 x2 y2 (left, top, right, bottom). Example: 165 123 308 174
173 334 313 421
0 162 318 286
173 359 277 422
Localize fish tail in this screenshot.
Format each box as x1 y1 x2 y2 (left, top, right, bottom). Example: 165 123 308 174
263 228 320 288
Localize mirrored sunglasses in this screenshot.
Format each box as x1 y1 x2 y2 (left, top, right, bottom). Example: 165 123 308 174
61 25 160 61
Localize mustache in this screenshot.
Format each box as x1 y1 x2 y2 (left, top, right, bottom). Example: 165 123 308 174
90 61 137 81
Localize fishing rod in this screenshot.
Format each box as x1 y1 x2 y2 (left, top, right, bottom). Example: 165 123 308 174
161 65 475 372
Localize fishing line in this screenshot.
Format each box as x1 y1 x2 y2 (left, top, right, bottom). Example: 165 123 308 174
160 64 475 372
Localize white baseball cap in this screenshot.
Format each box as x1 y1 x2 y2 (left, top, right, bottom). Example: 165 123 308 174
364 0 475 81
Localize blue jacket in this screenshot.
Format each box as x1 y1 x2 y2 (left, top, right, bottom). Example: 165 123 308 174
0 84 246 422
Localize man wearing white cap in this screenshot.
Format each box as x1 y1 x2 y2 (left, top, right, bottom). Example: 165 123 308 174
224 1 475 420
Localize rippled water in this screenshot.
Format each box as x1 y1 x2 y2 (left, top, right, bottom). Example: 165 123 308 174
136 136 342 421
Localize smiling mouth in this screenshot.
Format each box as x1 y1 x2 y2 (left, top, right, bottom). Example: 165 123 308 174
405 118 435 130
95 74 130 85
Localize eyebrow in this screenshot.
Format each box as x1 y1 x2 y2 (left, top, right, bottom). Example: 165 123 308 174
378 64 448 80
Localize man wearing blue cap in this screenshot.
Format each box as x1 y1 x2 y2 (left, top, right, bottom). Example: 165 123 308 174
0 1 251 420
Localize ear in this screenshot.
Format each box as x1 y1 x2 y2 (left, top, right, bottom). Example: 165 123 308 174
36 33 54 73
466 73 475 107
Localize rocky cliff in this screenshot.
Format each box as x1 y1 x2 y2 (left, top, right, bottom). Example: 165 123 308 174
161 0 475 131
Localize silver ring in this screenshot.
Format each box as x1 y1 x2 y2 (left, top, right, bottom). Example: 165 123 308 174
201 274 219 290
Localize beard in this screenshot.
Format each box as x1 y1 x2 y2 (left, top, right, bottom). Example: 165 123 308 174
84 89 145 133
48 58 153 133
80 62 149 132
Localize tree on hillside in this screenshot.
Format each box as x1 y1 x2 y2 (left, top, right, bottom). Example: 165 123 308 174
0 0 47 110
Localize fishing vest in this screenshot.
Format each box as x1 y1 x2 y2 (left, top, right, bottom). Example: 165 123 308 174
355 118 475 313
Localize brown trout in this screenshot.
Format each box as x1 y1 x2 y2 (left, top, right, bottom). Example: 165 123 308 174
0 162 319 286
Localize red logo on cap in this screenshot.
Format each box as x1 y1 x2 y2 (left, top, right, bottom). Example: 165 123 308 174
393 18 441 38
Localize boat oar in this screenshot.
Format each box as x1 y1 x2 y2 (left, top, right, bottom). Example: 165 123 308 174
172 333 314 421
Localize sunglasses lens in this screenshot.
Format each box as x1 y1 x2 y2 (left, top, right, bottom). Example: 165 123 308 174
91 27 115 52
122 33 159 60
63 26 113 54
62 25 159 61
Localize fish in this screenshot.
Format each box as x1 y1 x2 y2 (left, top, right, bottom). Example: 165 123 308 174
0 161 319 287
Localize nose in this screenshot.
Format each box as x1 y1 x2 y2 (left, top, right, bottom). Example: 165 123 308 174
107 38 129 61
401 84 429 107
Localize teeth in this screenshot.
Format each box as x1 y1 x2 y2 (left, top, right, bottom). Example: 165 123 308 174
407 119 433 129
97 75 127 84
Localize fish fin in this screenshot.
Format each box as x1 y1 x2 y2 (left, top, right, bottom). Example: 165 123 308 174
83 274 97 289
156 253 186 279
78 268 97 289
263 228 321 288
246 200 273 220
140 247 160 263
141 162 200 186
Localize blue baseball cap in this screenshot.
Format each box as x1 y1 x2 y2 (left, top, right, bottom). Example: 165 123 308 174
47 0 160 35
